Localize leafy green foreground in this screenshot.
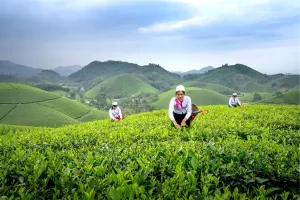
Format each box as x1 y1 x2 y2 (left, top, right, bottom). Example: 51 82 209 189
0 105 299 199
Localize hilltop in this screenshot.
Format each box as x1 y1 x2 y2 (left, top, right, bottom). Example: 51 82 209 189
85 74 158 99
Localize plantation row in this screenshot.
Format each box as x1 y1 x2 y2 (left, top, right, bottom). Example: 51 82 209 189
0 105 299 199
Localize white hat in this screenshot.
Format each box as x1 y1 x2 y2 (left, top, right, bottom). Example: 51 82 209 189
233 93 237 96
176 85 185 92
112 101 118 106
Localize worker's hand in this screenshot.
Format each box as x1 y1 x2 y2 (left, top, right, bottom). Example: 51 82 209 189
174 123 180 129
181 120 186 127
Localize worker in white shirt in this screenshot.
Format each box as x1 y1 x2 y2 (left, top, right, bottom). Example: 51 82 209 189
109 101 123 121
168 85 193 128
228 93 242 107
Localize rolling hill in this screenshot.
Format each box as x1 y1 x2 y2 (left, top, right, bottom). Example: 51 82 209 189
28 70 65 84
0 60 42 76
177 81 234 95
0 83 108 127
152 87 228 109
85 74 158 99
69 61 180 91
182 64 298 92
269 75 300 89
261 88 300 105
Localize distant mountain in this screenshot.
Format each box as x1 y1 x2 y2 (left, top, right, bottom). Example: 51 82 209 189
182 64 299 92
173 66 214 75
54 65 83 76
28 70 65 84
69 60 180 91
0 60 42 76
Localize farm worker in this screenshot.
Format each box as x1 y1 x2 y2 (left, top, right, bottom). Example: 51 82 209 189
109 101 123 121
228 93 242 107
169 85 196 128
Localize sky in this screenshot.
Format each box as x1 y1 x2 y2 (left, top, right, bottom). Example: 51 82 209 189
0 0 299 74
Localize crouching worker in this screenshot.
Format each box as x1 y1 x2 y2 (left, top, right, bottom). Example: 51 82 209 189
228 93 242 107
109 101 124 121
169 85 193 128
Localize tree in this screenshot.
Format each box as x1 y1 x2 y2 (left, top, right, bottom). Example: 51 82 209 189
253 93 262 102
275 91 283 97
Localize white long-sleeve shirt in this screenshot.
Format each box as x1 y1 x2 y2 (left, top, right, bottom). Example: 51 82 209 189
109 107 122 119
169 96 192 121
229 97 241 106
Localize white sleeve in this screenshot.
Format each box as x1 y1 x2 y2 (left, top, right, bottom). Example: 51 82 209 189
185 97 192 119
118 107 122 118
169 98 175 121
229 97 232 105
109 109 114 119
237 98 241 105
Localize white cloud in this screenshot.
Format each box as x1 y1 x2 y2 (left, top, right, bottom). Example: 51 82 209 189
138 0 299 33
138 17 210 33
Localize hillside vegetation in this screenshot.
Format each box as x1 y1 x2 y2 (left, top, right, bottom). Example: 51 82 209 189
0 83 108 127
0 105 299 199
152 87 228 109
261 88 300 105
85 74 158 99
183 64 298 92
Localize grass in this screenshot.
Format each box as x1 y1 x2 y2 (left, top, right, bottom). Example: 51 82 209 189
85 74 158 98
152 87 228 109
262 88 300 105
0 103 77 127
0 105 299 199
0 124 48 135
38 98 91 119
0 83 109 127
51 90 68 97
0 83 59 104
0 104 17 119
77 108 108 122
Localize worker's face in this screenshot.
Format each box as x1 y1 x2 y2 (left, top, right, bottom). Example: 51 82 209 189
176 91 185 101
113 105 117 109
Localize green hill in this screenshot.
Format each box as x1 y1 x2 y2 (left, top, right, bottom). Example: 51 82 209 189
177 81 234 95
238 92 273 103
261 88 300 105
85 74 158 99
0 83 108 127
269 75 300 89
182 64 287 92
69 61 180 91
152 87 228 109
0 60 42 76
28 70 66 84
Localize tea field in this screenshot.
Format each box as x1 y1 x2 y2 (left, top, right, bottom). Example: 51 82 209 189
0 105 299 199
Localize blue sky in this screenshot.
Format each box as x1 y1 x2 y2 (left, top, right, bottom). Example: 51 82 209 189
0 0 299 74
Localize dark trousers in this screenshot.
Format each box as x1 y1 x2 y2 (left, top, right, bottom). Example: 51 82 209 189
171 112 191 127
